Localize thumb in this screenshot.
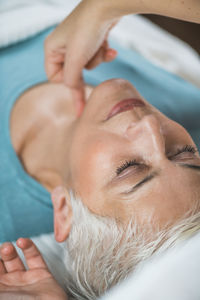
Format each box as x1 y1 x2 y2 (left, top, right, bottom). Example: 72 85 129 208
70 77 86 117
63 42 88 89
63 24 108 89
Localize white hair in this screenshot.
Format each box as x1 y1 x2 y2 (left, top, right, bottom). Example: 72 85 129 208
62 192 200 300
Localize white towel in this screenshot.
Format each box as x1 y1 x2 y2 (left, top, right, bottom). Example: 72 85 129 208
101 232 200 300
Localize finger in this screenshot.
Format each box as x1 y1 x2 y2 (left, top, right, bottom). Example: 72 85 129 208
85 46 107 70
63 38 93 89
104 48 118 62
85 39 109 70
45 50 65 83
16 238 48 270
63 26 109 88
73 80 86 117
49 65 64 83
0 259 6 274
64 54 84 89
88 47 117 68
0 243 25 273
44 30 66 82
0 270 52 288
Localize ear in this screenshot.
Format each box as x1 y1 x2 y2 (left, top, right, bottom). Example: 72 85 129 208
51 186 72 243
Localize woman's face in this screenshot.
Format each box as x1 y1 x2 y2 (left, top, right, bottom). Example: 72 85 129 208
68 79 200 226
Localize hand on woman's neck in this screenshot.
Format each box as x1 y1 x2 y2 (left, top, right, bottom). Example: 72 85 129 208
11 81 93 192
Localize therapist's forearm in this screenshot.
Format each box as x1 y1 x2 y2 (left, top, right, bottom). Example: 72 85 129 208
98 0 200 23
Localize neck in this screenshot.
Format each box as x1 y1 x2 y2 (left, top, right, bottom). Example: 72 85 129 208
11 82 93 192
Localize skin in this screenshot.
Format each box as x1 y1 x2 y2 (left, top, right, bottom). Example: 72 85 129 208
11 79 200 233
0 238 67 299
67 79 200 227
45 0 200 96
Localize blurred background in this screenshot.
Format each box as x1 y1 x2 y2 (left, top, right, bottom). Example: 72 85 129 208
144 15 200 54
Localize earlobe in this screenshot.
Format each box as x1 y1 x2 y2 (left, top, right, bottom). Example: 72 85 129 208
51 186 72 243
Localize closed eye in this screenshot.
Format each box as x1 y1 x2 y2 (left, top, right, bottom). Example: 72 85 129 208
168 145 198 160
124 164 200 195
116 144 198 176
116 159 140 176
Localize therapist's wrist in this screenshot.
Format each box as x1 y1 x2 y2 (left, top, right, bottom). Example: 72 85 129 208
79 0 121 32
88 0 149 19
82 0 119 22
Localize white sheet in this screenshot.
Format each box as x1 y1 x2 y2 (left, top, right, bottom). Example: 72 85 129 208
0 0 200 87
100 231 200 300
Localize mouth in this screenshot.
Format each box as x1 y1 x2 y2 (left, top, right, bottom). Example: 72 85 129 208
106 98 146 120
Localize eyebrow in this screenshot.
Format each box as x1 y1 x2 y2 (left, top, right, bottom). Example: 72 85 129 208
125 163 200 194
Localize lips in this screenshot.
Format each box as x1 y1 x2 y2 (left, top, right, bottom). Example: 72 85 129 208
106 98 145 120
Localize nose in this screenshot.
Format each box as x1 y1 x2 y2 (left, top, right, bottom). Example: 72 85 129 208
125 114 166 164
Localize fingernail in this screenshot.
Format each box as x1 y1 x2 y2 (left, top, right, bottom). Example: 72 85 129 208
17 238 24 247
107 49 117 58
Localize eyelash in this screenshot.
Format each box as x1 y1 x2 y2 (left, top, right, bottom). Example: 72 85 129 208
116 144 198 175
116 159 139 175
172 145 197 156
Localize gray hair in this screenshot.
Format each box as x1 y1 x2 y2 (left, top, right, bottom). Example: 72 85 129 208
63 192 200 300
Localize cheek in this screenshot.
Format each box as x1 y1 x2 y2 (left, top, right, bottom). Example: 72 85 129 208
71 137 112 199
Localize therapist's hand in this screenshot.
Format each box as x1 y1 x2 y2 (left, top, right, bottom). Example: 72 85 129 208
45 0 200 113
0 238 67 300
44 0 118 101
